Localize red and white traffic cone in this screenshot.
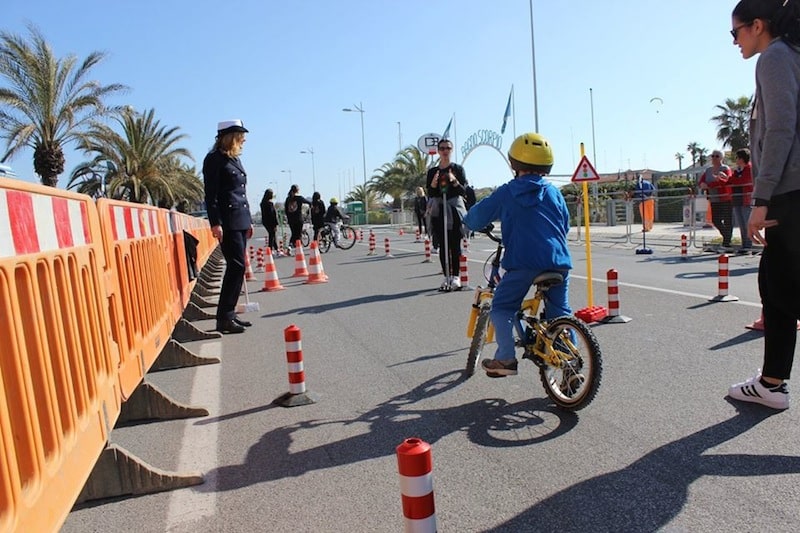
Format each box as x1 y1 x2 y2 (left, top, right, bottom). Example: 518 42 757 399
384 237 394 258
709 254 739 302
274 325 318 407
396 438 436 533
292 240 309 278
244 251 256 281
680 234 688 260
260 248 285 292
305 241 329 284
602 269 632 323
423 238 432 263
399 227 405 236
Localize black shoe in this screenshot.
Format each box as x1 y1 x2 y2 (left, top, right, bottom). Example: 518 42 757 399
233 316 252 327
216 320 245 334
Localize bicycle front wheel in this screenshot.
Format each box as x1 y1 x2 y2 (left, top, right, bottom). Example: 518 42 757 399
337 225 357 249
466 303 492 377
538 316 602 411
318 231 332 253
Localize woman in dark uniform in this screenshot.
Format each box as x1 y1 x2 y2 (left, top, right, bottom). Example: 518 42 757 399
203 119 254 334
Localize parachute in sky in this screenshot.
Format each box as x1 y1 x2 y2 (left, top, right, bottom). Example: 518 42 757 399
650 97 664 113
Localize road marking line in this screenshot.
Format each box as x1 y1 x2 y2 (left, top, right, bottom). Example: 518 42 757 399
166 341 221 529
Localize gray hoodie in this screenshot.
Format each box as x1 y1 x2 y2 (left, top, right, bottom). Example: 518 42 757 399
750 38 800 201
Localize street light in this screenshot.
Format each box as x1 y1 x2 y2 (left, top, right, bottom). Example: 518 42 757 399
529 0 539 131
299 148 316 192
342 102 368 224
280 169 292 195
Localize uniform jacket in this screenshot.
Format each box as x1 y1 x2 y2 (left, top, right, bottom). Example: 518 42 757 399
202 149 252 230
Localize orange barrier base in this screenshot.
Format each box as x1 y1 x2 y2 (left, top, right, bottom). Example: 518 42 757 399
575 305 608 323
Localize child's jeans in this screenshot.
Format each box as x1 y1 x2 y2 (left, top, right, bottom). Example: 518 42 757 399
490 269 571 361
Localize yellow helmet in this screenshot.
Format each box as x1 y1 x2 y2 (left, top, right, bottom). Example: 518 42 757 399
508 132 554 168
330 197 338 204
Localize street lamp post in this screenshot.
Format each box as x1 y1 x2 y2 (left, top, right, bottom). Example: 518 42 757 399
300 148 316 193
280 169 292 195
342 102 368 225
529 0 539 131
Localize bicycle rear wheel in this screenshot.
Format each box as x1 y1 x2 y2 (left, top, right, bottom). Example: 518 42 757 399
301 229 311 247
337 225 357 249
537 316 602 411
466 303 492 377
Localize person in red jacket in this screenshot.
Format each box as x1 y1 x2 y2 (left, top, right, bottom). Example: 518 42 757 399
698 150 734 251
728 148 754 252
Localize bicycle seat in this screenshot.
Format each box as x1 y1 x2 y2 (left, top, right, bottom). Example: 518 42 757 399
533 272 564 288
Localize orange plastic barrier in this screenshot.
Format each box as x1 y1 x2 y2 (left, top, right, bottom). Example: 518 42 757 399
95 200 181 399
0 177 121 533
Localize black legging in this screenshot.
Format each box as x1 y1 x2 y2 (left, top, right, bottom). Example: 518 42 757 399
711 201 733 246
288 220 303 248
432 207 462 277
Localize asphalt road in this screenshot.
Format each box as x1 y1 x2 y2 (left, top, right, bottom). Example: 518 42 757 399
61 228 800 532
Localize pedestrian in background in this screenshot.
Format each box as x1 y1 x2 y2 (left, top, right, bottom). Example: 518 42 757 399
729 147 754 252
260 188 279 254
413 186 428 238
426 138 467 291
727 0 800 410
202 119 253 334
698 149 734 251
310 191 326 241
284 184 309 253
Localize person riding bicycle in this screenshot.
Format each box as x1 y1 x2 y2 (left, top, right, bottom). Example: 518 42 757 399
324 197 350 247
463 132 573 377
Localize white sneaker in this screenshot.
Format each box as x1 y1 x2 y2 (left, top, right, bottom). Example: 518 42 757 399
439 276 451 291
450 276 462 290
728 371 789 410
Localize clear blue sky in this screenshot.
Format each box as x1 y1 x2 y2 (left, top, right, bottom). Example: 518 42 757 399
4 0 754 209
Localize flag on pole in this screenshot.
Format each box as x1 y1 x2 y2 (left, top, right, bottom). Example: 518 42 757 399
501 86 513 134
442 115 453 139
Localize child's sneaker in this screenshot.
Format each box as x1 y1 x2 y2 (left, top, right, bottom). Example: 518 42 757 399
728 372 789 410
482 358 518 377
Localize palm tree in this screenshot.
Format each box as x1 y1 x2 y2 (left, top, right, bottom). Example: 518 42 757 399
67 107 198 206
711 95 752 150
370 146 433 208
0 24 127 186
674 152 684 170
344 183 378 212
686 142 703 167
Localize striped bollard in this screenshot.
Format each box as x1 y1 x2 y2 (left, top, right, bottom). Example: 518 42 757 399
397 438 436 533
274 325 318 407
709 254 739 302
423 238 432 263
462 237 469 254
384 237 394 258
368 231 376 255
358 229 363 242
415 228 421 242
680 234 688 260
458 254 470 290
601 269 632 323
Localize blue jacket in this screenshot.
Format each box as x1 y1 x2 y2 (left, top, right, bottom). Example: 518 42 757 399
202 150 252 231
462 174 572 273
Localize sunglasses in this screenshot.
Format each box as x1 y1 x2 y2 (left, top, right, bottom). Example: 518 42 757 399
438 146 453 151
730 21 753 39
711 154 721 158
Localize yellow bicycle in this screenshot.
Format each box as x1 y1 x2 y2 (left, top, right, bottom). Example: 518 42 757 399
465 225 603 411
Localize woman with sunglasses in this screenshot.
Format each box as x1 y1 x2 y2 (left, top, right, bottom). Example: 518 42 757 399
727 0 800 410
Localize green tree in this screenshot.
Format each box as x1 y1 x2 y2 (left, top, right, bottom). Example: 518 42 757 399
370 145 432 208
674 152 684 170
67 107 199 206
686 142 703 168
0 24 126 186
711 95 752 150
344 183 379 212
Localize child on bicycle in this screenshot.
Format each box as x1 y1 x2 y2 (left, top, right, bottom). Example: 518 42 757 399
324 197 350 247
463 132 573 377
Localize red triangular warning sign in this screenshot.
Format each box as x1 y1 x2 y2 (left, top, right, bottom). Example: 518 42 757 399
571 155 600 182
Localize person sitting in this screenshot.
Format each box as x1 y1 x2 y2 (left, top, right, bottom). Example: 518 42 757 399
324 197 350 246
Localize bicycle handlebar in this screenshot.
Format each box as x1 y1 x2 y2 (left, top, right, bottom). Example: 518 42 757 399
479 223 502 243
